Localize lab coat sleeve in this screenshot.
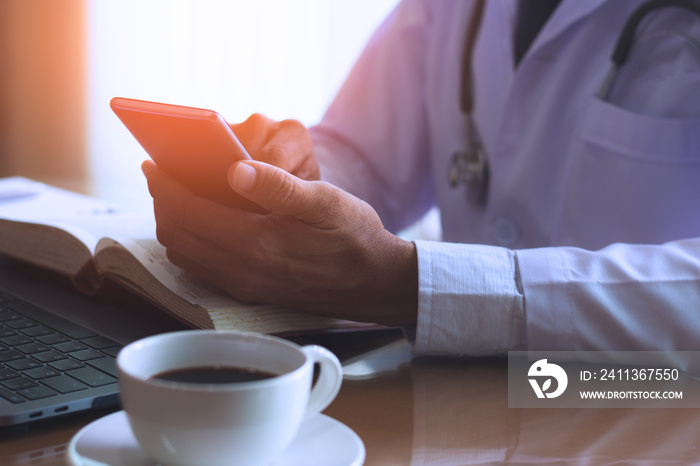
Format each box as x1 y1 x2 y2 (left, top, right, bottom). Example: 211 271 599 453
518 238 700 351
413 239 527 356
413 236 700 355
310 0 435 234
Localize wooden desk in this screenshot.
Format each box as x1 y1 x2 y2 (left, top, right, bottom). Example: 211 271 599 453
4 327 700 465
328 342 700 465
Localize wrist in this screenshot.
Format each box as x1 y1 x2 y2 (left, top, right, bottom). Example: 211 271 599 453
374 232 418 327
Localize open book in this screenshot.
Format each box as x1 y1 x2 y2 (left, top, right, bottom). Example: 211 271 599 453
0 177 370 335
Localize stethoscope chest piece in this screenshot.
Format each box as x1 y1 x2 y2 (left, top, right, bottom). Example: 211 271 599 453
449 141 489 206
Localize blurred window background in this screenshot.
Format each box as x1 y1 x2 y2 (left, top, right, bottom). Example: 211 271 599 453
1 0 398 209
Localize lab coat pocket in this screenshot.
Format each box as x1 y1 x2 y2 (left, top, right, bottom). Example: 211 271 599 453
556 97 700 250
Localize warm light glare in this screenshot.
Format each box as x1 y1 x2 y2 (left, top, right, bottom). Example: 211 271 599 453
0 0 86 181
87 0 398 209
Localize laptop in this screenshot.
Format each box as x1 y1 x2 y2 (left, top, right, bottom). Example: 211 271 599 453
0 256 187 427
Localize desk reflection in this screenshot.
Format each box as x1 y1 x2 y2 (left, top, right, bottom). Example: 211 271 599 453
326 339 700 465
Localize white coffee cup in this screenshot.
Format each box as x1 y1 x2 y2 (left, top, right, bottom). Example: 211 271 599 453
117 330 343 466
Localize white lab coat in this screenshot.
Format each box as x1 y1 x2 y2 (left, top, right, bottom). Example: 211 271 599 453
311 0 700 354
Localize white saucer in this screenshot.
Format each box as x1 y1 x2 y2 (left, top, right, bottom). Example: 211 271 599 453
66 410 365 466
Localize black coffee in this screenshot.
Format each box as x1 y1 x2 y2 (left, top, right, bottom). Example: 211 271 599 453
153 366 277 384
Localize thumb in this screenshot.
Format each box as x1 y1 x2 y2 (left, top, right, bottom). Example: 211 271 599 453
228 161 331 221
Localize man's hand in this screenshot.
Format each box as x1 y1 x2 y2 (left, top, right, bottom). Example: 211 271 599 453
142 160 418 327
231 114 320 181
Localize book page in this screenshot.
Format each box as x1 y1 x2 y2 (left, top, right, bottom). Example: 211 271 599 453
98 236 247 309
0 177 155 253
96 236 367 334
0 177 234 309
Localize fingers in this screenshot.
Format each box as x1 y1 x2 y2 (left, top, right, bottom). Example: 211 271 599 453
142 160 261 250
259 119 315 176
142 160 190 202
228 160 340 226
230 114 319 180
229 114 270 158
142 160 270 302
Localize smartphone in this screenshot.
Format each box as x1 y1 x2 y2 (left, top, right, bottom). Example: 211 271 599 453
110 97 253 208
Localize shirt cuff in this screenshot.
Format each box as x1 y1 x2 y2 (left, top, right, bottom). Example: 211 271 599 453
412 240 526 356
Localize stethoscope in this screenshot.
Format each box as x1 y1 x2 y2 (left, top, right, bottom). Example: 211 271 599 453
448 0 700 207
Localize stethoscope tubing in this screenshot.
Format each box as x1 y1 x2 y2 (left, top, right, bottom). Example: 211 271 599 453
599 0 700 98
612 0 700 67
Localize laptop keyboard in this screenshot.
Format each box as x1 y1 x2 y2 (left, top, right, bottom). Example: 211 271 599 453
0 290 122 405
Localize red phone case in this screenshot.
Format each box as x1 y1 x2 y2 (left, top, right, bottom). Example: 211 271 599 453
111 97 252 207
